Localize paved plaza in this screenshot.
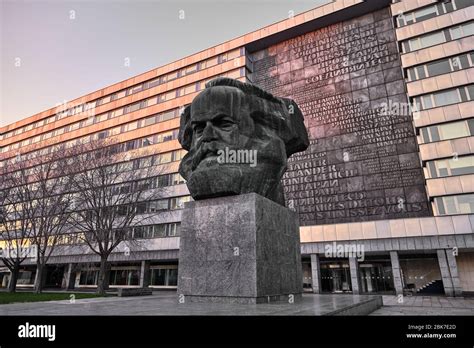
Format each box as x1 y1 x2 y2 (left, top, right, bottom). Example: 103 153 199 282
370 295 474 316
0 292 380 316
0 292 473 316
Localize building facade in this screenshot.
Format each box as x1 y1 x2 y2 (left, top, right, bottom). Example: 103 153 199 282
1 0 473 296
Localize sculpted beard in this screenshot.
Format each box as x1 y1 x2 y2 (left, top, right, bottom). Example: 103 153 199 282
184 141 241 174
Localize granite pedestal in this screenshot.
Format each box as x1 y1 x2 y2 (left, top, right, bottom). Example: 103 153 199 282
177 193 303 304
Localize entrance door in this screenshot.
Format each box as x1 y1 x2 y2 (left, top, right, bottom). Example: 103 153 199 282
359 263 395 294
320 261 352 293
45 265 65 288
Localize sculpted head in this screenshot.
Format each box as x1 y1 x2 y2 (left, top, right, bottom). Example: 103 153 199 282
178 77 309 206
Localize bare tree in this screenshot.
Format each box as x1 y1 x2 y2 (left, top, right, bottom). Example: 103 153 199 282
0 145 77 293
28 146 76 293
67 138 169 295
0 158 37 292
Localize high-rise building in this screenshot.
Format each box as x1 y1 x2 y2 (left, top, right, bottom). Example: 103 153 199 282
1 0 473 296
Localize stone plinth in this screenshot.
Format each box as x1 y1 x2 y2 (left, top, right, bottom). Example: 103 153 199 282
177 193 303 304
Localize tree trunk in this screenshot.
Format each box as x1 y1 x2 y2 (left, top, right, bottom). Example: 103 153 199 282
8 263 20 293
34 262 45 294
97 256 109 296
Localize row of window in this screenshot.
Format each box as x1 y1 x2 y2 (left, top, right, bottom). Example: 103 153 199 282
55 222 181 247
2 67 244 155
426 155 474 179
412 84 474 111
420 118 474 143
126 149 186 171
116 196 191 216
406 52 474 81
113 172 185 197
78 267 178 287
2 48 244 140
1 126 180 169
132 222 180 239
401 21 473 53
3 169 186 213
1 107 182 154
396 0 472 28
435 193 474 215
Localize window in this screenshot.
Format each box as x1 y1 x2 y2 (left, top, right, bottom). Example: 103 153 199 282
97 131 107 140
421 119 474 143
172 149 186 161
148 78 161 88
167 223 180 237
156 152 172 164
433 89 460 106
127 121 138 132
172 173 185 185
109 126 121 136
136 202 147 214
94 113 108 123
129 84 143 94
170 196 191 210
141 136 154 147
100 95 111 105
426 59 451 76
422 95 433 109
165 91 175 101
155 174 170 188
147 200 169 213
435 194 474 215
427 155 474 178
79 270 98 285
153 225 167 237
420 31 445 48
450 21 474 40
150 267 178 286
412 85 474 110
144 116 157 126
184 64 198 75
116 90 127 99
408 52 474 81
126 102 141 114
396 1 472 28
109 269 139 286
147 96 158 106
227 48 241 60
168 71 178 81
184 85 195 95
414 5 438 22
125 140 136 151
401 21 474 53
160 110 175 122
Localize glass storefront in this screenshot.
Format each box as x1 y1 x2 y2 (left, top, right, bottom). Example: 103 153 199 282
320 261 352 293
359 260 395 294
109 269 140 286
150 268 178 287
79 269 99 286
45 265 65 288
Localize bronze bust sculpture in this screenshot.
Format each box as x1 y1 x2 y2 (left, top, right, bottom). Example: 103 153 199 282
178 77 309 206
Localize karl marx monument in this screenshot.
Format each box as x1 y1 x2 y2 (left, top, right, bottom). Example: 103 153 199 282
177 77 309 303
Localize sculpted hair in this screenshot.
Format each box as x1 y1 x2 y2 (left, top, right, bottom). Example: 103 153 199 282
178 77 309 155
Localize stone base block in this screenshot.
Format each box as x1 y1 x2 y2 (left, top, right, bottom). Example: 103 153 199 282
177 193 303 303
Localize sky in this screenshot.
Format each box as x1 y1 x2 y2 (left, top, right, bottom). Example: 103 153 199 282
0 0 329 127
